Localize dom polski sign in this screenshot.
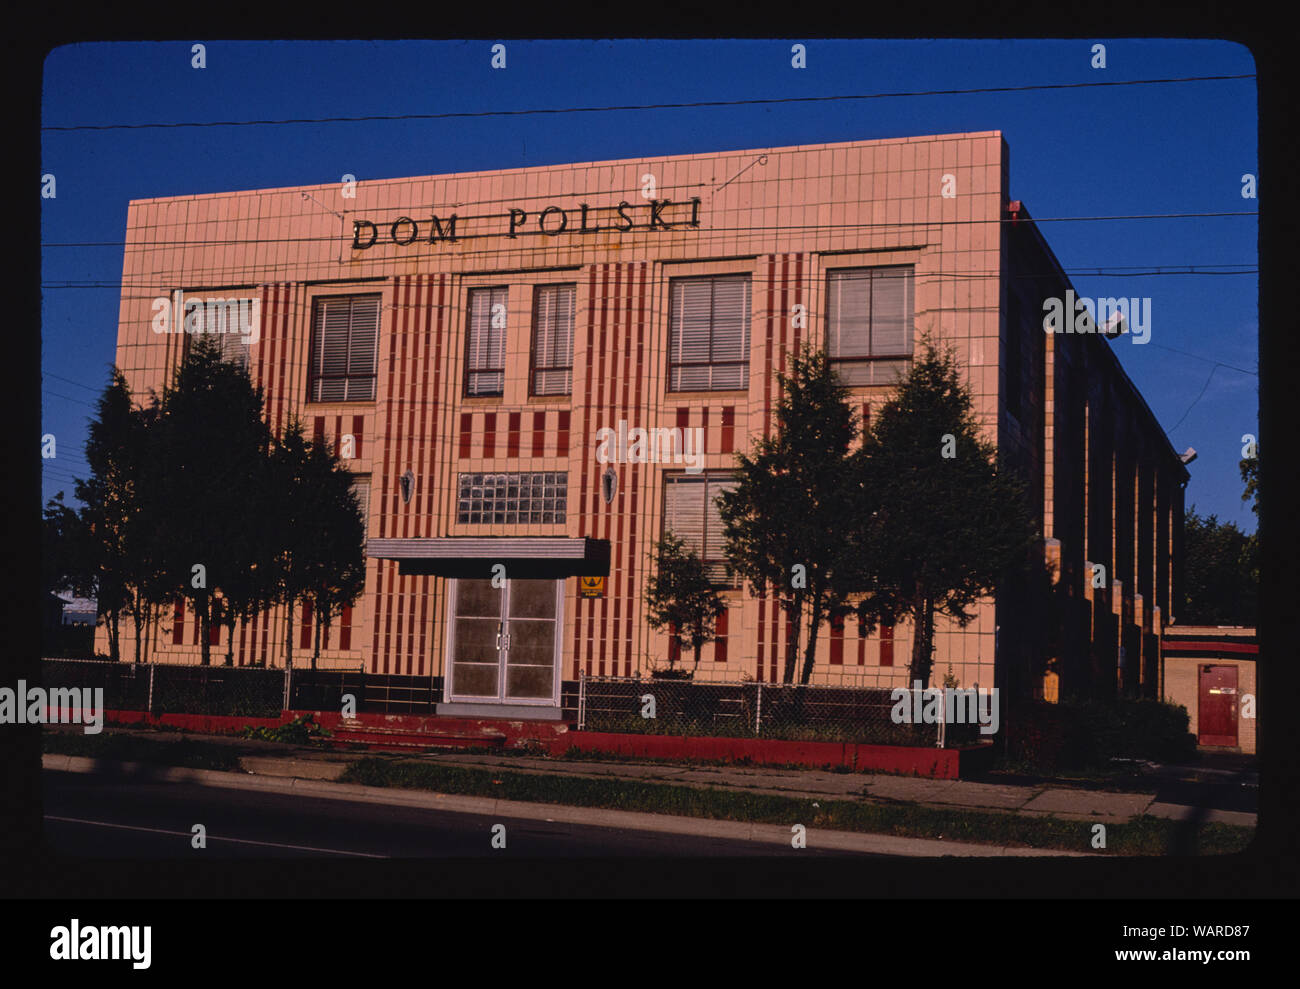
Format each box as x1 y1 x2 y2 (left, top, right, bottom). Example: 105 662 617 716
351 198 703 250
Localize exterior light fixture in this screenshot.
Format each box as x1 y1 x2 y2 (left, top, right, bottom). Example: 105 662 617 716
601 466 617 505
400 470 415 504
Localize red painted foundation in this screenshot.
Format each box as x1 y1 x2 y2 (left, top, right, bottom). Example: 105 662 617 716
560 732 986 779
99 709 990 778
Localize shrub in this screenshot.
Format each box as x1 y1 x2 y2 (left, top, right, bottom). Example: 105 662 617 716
1113 699 1197 763
241 713 332 744
1002 697 1197 772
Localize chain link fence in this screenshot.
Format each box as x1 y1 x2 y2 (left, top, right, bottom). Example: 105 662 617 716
37 661 993 746
40 659 368 719
577 675 994 747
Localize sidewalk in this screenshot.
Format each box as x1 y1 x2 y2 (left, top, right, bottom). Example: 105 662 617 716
269 750 1258 827
44 723 1257 828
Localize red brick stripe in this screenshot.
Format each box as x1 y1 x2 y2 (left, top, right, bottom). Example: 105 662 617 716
459 413 474 459
531 410 546 457
507 412 521 457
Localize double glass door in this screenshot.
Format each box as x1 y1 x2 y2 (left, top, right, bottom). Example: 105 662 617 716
446 578 562 705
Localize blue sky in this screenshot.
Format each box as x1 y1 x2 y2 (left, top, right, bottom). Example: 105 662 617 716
40 39 1258 531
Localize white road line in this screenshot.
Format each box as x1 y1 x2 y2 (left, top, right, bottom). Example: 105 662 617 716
43 815 388 858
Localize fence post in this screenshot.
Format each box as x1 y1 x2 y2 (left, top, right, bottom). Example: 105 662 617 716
147 662 155 716
577 673 586 731
755 682 763 736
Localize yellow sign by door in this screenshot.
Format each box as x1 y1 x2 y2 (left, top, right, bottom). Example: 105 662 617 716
579 576 605 598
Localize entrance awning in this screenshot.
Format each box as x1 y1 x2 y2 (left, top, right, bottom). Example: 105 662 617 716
367 537 611 579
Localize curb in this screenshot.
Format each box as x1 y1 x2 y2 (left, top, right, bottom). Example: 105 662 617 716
43 754 1090 857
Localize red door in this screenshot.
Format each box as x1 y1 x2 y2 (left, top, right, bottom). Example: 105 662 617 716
1197 665 1238 747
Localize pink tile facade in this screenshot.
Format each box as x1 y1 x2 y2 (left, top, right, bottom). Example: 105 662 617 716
102 131 1181 700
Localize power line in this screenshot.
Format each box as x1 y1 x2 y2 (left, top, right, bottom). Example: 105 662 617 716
40 210 1260 253
1145 344 1257 376
1168 365 1220 434
41 74 1256 132
43 371 108 393
43 390 99 408
40 270 1261 396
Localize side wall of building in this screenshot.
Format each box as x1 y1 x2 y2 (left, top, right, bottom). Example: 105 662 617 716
102 132 1172 699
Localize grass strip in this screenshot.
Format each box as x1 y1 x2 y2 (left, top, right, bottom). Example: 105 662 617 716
42 729 243 772
338 757 1254 856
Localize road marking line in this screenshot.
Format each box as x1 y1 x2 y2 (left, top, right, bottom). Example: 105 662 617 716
43 815 387 858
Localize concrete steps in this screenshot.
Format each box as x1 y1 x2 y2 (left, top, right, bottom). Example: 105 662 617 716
324 719 508 753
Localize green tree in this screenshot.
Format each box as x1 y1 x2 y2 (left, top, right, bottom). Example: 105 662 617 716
211 443 278 666
42 491 92 602
857 339 1037 688
118 397 169 665
297 427 367 669
1182 507 1258 625
268 419 366 670
643 532 726 672
152 337 273 665
1239 443 1258 517
717 345 866 684
75 370 143 661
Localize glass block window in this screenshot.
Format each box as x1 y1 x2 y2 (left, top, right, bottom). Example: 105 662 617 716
457 472 567 524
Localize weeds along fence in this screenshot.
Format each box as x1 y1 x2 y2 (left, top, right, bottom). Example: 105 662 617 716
576 675 990 748
40 658 379 719
37 661 991 746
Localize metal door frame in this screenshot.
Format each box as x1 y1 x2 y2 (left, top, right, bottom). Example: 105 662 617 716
444 577 563 708
1197 663 1239 747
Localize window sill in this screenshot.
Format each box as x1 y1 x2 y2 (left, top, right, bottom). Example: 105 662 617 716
665 389 750 399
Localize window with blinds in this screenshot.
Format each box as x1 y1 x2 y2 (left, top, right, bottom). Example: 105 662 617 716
178 295 255 372
465 286 508 396
350 476 370 551
530 283 575 395
663 473 738 584
825 266 914 386
308 295 381 402
668 275 751 392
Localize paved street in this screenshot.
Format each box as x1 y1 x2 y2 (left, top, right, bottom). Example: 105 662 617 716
42 770 879 859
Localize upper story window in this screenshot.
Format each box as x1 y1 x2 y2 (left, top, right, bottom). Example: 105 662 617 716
663 472 738 586
531 283 575 396
466 286 508 397
178 294 256 373
825 266 914 386
308 294 381 402
668 275 751 392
